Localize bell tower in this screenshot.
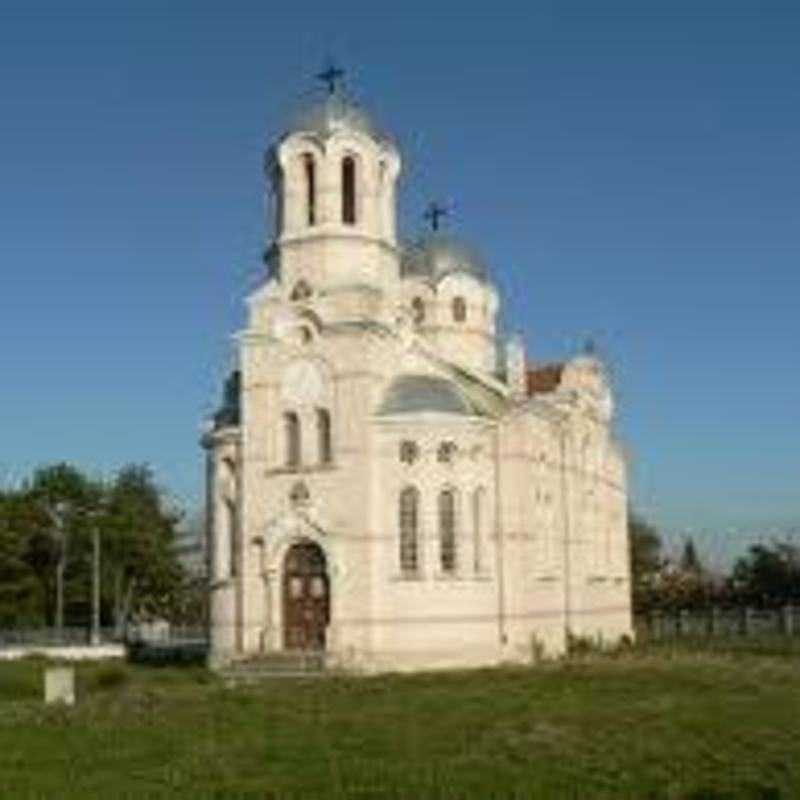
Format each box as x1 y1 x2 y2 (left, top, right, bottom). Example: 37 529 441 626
264 70 402 315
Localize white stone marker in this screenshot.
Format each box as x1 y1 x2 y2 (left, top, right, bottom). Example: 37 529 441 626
44 665 75 706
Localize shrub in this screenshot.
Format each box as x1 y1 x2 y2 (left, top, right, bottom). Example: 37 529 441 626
89 663 129 691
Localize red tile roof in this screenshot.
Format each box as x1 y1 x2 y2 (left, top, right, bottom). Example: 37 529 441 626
526 363 564 396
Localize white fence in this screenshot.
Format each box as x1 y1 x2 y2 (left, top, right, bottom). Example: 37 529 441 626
637 606 799 640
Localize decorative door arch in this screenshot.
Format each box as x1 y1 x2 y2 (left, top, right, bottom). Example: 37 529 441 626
282 540 329 651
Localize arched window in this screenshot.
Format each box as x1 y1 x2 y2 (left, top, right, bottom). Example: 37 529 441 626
472 488 485 574
411 297 425 325
303 154 316 226
342 156 356 225
437 441 457 464
289 481 310 506
290 280 312 301
399 440 419 465
399 486 419 573
317 408 332 464
225 498 237 577
284 411 301 468
273 165 284 235
439 489 457 573
222 456 236 486
453 296 467 323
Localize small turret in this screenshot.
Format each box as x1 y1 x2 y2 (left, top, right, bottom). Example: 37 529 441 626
505 334 526 399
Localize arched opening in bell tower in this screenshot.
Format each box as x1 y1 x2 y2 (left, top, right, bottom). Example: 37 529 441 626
342 156 356 225
303 154 316 226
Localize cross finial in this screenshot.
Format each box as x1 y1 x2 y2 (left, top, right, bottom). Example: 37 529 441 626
316 62 345 95
583 337 597 356
424 201 448 232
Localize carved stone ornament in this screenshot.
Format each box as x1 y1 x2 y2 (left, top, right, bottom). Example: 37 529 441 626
281 359 324 406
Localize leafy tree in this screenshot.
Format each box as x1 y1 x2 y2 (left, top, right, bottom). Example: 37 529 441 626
680 537 703 574
102 464 186 630
649 564 711 611
26 463 102 628
0 462 188 633
0 490 44 625
628 511 662 613
730 541 800 607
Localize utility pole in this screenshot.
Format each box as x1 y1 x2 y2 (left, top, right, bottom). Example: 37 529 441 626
91 522 101 646
87 498 106 647
45 502 68 641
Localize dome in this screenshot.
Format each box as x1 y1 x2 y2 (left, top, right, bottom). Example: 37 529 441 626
567 341 604 373
376 374 482 416
286 91 390 143
401 233 490 285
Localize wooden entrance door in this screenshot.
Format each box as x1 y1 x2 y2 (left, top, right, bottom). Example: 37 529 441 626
282 541 329 651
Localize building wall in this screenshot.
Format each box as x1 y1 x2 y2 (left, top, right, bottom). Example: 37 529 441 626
204 115 633 673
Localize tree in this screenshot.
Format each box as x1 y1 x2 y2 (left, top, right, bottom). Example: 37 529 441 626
628 511 662 613
730 540 800 607
102 464 186 631
26 463 102 630
649 562 710 611
680 537 703 574
0 490 44 626
0 462 188 634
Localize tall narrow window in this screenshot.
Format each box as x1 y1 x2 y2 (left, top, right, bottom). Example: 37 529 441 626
453 296 467 323
284 411 301 468
411 297 425 325
439 489 456 574
304 154 316 226
472 488 484 574
290 280 312 301
399 486 419 573
225 498 238 577
317 408 332 464
274 166 284 235
342 156 356 225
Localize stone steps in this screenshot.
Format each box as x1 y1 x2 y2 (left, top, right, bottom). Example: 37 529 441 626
220 651 326 684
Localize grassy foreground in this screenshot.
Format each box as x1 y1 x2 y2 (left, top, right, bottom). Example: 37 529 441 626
0 645 798 799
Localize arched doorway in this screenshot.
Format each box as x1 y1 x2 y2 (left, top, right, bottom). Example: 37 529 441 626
282 540 329 651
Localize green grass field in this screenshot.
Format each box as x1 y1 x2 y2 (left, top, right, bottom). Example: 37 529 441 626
0 642 798 799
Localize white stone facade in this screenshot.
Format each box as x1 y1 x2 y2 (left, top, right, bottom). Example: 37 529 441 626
202 88 632 672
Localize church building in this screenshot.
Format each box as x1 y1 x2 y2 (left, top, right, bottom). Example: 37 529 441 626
202 76 632 672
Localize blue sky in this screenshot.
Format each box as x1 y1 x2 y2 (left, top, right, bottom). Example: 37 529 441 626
1 0 798 560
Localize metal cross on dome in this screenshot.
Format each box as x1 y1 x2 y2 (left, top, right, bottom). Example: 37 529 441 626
316 63 345 95
424 201 449 232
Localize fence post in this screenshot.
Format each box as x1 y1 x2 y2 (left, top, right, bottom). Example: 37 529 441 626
649 610 662 642
781 605 794 637
740 606 751 636
677 609 691 638
708 606 719 637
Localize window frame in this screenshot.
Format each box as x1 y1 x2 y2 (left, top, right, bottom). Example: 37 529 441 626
399 485 420 575
438 488 457 574
342 156 356 225
284 411 301 468
303 154 316 226
317 407 332 465
411 297 426 325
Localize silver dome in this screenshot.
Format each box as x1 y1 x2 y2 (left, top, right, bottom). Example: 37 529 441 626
287 91 390 143
401 233 490 285
376 374 482 416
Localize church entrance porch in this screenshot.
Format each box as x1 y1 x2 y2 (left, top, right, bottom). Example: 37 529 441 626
282 541 329 651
